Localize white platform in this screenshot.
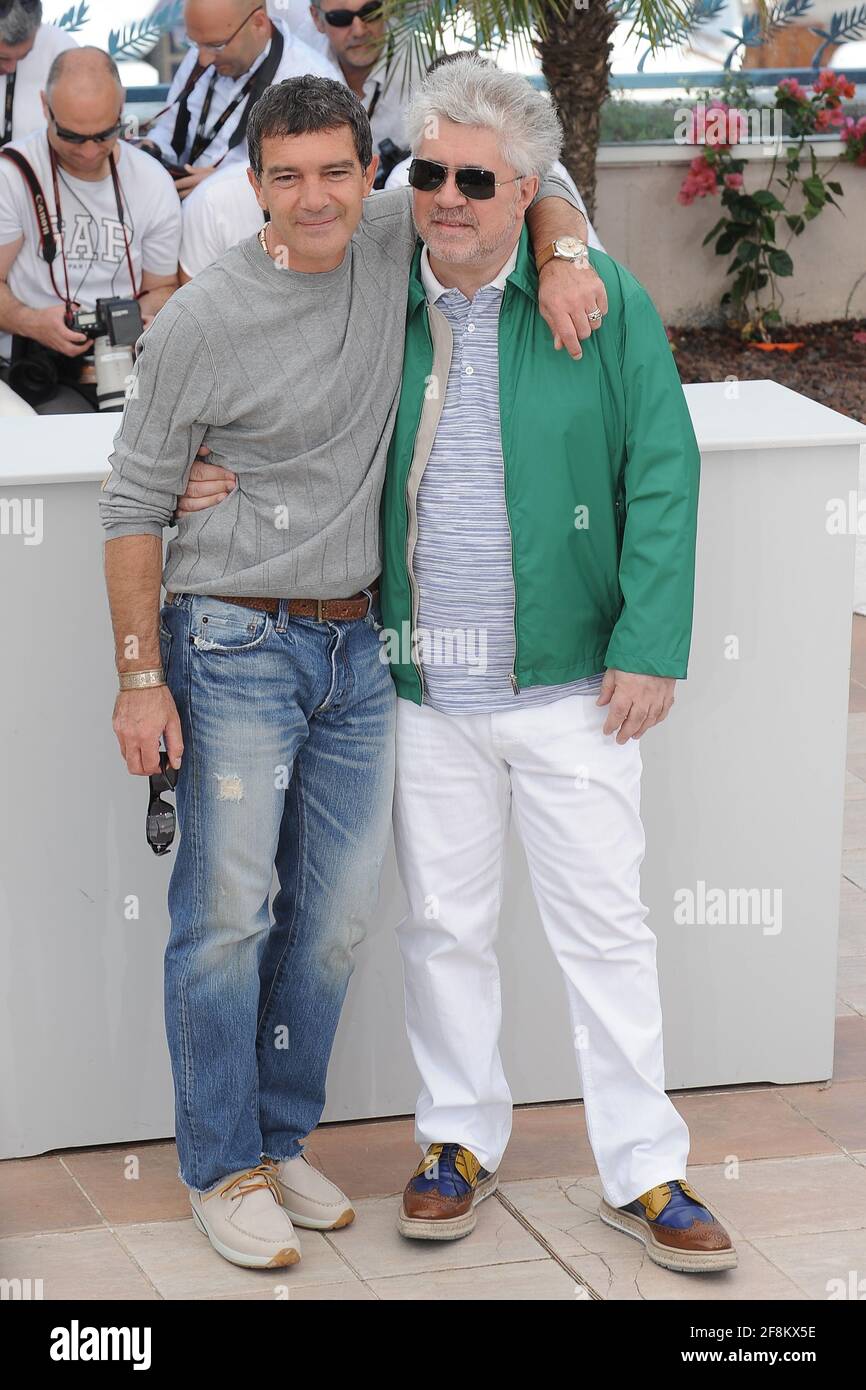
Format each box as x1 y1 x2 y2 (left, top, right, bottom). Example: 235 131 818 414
1 379 864 1159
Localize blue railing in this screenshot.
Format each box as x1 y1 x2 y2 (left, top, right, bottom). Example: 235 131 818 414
122 68 866 106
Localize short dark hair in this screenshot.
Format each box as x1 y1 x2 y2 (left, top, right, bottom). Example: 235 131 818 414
247 76 373 178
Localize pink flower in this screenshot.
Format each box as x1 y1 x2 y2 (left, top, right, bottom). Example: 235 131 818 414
724 172 744 189
779 77 807 103
814 70 856 101
684 100 745 147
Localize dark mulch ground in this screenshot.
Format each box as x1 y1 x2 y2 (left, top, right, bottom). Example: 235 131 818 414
668 318 866 424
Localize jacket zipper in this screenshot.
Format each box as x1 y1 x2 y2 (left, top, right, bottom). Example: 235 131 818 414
405 479 426 702
404 331 429 702
500 288 520 694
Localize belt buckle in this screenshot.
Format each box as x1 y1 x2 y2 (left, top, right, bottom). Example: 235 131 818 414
316 598 324 622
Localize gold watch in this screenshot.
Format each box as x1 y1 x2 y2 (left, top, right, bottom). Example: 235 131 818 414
536 235 590 272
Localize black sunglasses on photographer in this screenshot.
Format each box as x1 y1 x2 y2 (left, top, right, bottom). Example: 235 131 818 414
318 2 383 26
147 749 179 856
46 104 125 145
408 157 524 201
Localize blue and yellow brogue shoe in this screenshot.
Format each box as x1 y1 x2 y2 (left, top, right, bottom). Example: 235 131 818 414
599 1179 737 1272
397 1142 499 1241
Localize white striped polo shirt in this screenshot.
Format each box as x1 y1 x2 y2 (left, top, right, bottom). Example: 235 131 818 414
412 238 605 714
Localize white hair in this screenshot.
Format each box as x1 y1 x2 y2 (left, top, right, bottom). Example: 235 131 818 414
0 0 43 47
406 54 563 178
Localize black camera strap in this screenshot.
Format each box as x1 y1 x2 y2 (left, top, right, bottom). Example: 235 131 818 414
2 68 15 147
199 20 284 165
0 140 140 321
0 144 60 264
168 20 284 168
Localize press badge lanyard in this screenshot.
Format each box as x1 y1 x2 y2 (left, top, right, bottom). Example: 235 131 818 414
2 69 15 146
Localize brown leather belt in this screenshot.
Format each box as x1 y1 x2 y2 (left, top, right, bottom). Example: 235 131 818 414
166 586 377 622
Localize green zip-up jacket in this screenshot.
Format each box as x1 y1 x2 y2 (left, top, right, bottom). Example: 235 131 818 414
379 222 701 705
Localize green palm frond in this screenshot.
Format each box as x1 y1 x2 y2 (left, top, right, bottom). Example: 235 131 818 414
108 0 184 63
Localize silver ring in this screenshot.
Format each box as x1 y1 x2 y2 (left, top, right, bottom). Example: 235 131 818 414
588 307 603 324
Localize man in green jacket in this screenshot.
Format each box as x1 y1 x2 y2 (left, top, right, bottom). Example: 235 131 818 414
378 57 735 1275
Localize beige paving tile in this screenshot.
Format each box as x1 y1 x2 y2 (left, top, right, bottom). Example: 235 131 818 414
846 711 866 753
838 878 866 957
62 1141 189 1226
778 1078 866 1150
218 1280 378 1301
368 1257 580 1300
325 1191 547 1280
671 1154 866 1240
116 1217 353 1299
832 1016 866 1081
303 1116 419 1200
499 1102 597 1183
843 857 866 893
836 958 866 1014
0 1229 158 1300
498 1174 808 1301
0 1156 102 1239
845 771 866 800
843 797 866 853
674 1089 837 1163
847 754 866 782
753 1227 866 1300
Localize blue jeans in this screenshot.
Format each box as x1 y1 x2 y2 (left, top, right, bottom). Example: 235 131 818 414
158 591 396 1193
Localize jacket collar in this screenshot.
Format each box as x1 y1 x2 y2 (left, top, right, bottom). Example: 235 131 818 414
407 220 537 320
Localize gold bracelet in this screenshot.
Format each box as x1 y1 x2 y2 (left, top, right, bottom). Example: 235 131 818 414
118 668 166 691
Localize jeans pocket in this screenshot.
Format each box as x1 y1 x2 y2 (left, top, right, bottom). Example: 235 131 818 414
189 598 270 652
159 620 173 676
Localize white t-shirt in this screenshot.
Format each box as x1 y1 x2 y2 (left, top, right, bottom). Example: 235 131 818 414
146 18 341 171
385 155 607 253
0 23 79 144
180 162 262 278
0 131 181 359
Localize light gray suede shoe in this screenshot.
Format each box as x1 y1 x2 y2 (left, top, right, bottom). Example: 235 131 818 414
189 1163 301 1269
267 1153 355 1230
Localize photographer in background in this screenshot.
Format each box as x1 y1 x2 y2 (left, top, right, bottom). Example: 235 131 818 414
137 0 339 199
272 0 415 186
0 47 181 414
0 0 78 146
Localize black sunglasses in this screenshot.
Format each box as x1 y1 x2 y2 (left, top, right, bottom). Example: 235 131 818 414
47 104 124 144
318 2 383 27
147 750 179 856
408 158 524 201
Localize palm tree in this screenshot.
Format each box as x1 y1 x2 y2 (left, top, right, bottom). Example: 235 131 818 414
382 0 768 220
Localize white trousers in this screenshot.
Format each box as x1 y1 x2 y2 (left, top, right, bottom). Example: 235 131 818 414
392 692 690 1208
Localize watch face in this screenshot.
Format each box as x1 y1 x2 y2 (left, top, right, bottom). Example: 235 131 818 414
554 236 583 257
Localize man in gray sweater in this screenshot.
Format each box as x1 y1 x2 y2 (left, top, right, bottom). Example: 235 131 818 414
100 73 605 1271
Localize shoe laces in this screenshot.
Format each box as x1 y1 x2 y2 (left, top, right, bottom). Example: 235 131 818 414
209 1161 284 1205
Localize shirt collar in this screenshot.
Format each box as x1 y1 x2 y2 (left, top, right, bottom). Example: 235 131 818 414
419 237 520 305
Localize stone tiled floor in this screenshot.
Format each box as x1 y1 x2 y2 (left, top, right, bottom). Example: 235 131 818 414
4 621 866 1300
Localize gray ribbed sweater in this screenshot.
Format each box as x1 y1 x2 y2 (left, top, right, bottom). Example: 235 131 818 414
99 178 577 598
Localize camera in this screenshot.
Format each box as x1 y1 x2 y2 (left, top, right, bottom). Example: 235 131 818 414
374 138 411 190
68 296 144 412
128 138 188 181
